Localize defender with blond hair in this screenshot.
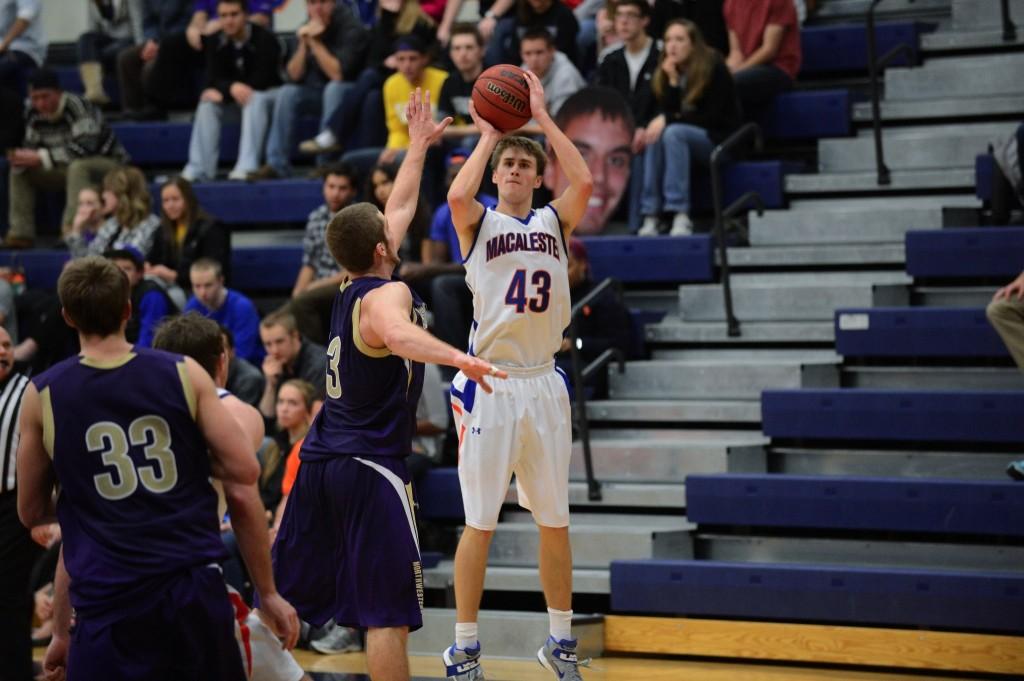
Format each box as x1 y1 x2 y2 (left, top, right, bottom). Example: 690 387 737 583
444 70 594 681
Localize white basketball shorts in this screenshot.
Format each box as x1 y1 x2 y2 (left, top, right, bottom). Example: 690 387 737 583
449 363 573 530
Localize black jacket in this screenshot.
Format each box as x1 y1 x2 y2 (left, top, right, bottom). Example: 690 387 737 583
658 58 740 144
174 216 232 288
204 23 283 101
595 41 660 128
650 0 728 55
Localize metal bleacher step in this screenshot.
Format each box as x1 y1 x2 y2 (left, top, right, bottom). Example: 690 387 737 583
845 365 1024 391
562 481 686 508
569 429 768 485
951 0 1024 30
586 399 762 424
408 608 604 657
884 54 1024 101
785 168 975 194
914 285 993 307
678 274 911 322
725 242 906 267
818 122 1017 173
922 29 1024 51
485 512 694 569
749 196 979 246
852 94 1024 122
422 561 612 595
623 289 679 317
646 320 836 344
697 533 1024 573
650 348 840 361
772 445 1024 480
608 358 839 400
812 0 950 23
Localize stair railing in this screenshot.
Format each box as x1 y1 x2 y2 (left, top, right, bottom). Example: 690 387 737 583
567 277 626 502
1001 0 1018 41
711 122 763 338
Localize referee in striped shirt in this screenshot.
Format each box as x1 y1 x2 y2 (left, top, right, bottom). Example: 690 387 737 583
0 325 37 681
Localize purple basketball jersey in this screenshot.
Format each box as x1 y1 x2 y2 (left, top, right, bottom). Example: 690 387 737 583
301 276 426 461
33 348 226 626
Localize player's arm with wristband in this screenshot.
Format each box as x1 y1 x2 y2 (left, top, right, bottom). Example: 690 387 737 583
447 100 504 247
362 282 508 392
522 70 594 236
384 88 452 255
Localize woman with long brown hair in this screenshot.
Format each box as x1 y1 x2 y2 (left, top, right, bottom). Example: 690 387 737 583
638 19 740 236
147 176 231 290
71 165 166 261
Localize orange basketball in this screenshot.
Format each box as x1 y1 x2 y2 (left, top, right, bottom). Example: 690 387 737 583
471 64 532 133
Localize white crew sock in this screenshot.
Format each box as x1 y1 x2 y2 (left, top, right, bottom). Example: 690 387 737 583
314 129 337 148
455 621 478 650
547 607 573 642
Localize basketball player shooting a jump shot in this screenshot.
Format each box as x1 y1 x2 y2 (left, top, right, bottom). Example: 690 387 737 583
443 70 593 680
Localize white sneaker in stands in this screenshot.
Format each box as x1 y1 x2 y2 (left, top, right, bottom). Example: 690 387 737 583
669 212 693 236
637 216 660 236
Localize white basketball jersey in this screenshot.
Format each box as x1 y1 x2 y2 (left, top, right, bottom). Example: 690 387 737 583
463 205 570 368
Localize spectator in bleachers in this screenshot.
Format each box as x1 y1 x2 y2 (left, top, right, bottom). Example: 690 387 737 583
364 160 433 298
595 0 659 230
518 28 584 121
638 18 738 236
438 23 484 148
572 0 606 75
296 0 435 159
257 309 326 419
105 245 175 347
149 176 231 291
71 165 167 262
5 69 128 249
723 0 800 119
116 0 192 118
181 0 282 183
542 87 634 234
340 35 447 187
288 163 357 345
248 0 368 180
185 257 264 363
0 0 46 99
78 0 144 107
222 325 265 407
62 185 105 252
650 0 728 55
261 378 316 517
484 0 579 67
436 0 507 47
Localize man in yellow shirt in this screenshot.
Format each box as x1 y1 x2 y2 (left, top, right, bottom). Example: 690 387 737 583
341 36 447 176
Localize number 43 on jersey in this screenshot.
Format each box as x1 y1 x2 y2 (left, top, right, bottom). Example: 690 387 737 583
505 269 551 313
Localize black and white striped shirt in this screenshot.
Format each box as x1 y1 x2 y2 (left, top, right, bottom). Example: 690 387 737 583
0 373 31 494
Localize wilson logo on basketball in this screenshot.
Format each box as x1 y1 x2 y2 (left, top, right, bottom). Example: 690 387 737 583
484 82 527 113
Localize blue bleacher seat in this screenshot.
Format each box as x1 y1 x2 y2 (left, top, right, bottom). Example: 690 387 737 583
759 90 851 140
761 389 1024 443
835 307 1009 358
0 250 69 290
416 467 465 520
799 22 923 75
691 161 802 213
905 227 1024 278
231 245 302 291
183 180 323 225
610 559 1024 633
582 236 713 283
686 473 1024 537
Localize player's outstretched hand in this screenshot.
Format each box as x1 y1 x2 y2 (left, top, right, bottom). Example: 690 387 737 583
459 355 508 394
257 592 301 650
522 69 549 122
43 634 68 681
407 87 452 148
468 98 500 138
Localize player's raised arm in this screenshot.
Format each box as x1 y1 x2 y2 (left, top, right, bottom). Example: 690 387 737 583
385 88 452 255
523 69 594 235
16 383 57 528
361 282 507 392
447 100 503 239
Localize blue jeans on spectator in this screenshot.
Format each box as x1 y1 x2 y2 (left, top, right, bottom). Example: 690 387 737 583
77 31 132 71
323 68 387 152
576 18 598 78
265 80 352 176
484 17 518 67
0 50 36 99
732 64 793 120
184 89 279 181
641 123 714 216
627 152 644 231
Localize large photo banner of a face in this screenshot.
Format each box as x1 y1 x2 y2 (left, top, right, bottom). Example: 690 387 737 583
544 86 635 235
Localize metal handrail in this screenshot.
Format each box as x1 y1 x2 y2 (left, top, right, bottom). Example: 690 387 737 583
711 122 762 338
567 276 625 502
1001 0 1018 41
